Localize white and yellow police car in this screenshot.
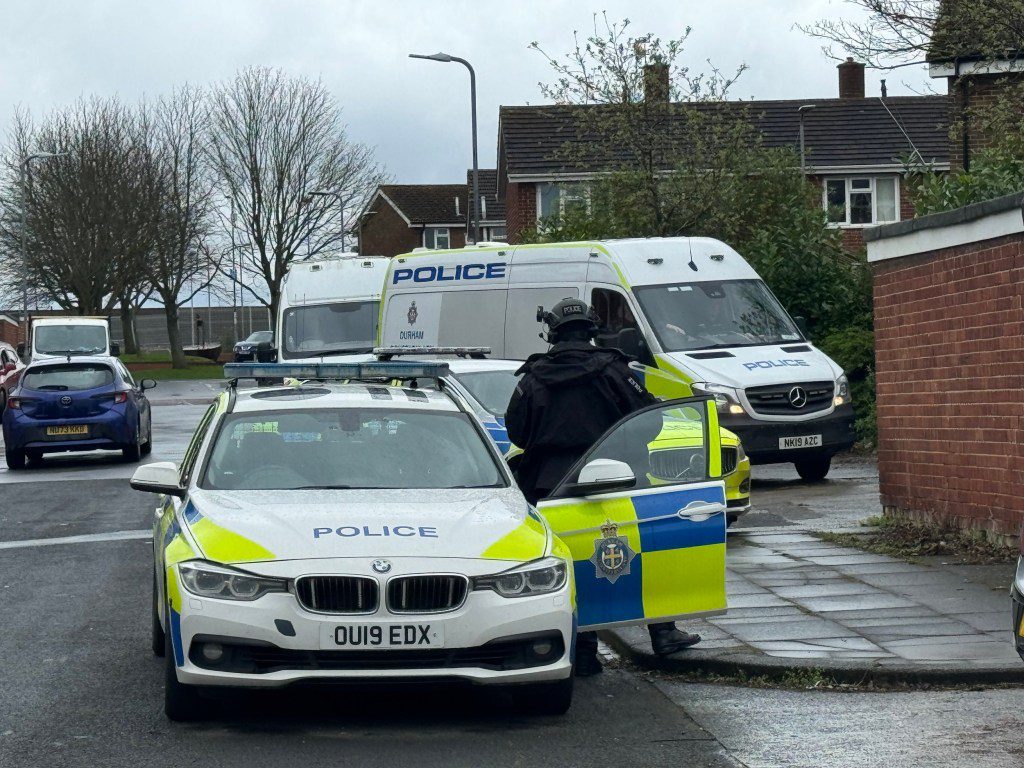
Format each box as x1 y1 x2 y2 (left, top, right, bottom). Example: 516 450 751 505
132 360 729 720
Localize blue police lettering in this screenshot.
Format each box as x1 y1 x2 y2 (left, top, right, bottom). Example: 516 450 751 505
314 525 440 539
392 262 507 284
742 359 811 371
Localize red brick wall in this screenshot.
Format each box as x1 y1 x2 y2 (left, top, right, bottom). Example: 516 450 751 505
505 182 537 244
0 317 24 347
359 197 421 258
872 233 1024 540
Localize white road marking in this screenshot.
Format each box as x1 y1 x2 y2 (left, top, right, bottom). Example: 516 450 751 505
0 529 151 550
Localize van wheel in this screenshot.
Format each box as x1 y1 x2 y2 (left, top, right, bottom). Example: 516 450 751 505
511 676 574 716
164 629 206 721
794 455 831 482
152 571 166 657
5 448 25 470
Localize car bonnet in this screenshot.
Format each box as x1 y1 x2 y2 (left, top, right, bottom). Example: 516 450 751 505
181 486 549 565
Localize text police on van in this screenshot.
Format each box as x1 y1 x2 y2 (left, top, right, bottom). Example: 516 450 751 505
392 262 507 284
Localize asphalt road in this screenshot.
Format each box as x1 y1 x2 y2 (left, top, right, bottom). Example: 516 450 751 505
1 381 1020 768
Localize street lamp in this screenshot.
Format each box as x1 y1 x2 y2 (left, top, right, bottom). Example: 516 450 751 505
302 190 347 254
797 105 816 176
19 151 65 344
410 52 480 245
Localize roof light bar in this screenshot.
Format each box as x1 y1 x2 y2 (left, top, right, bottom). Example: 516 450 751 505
374 346 491 360
224 361 450 380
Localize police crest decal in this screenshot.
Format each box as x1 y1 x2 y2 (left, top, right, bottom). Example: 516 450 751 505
407 301 418 326
589 521 635 584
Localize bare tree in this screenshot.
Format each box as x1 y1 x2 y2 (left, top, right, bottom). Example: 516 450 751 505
0 98 158 316
146 87 221 368
208 67 386 322
800 0 1024 70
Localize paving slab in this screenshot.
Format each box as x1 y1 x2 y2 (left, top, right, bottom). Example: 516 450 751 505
604 530 1024 685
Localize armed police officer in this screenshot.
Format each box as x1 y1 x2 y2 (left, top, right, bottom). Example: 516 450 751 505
505 298 701 677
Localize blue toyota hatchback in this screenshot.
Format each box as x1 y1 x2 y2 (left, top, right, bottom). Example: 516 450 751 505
2 356 155 469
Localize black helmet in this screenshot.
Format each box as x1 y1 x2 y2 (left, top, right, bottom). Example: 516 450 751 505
537 298 600 338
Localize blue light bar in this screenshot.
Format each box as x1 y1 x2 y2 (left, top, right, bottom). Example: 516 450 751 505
224 361 450 380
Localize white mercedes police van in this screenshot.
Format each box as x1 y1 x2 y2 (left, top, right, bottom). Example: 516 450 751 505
379 238 855 481
131 360 728 719
274 255 389 362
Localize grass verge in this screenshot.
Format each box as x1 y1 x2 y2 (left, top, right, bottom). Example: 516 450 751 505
815 515 1017 565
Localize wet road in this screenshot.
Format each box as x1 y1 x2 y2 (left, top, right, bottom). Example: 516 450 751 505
1 381 1020 768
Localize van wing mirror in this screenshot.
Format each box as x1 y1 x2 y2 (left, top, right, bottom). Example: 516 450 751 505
110 342 121 357
255 340 277 363
16 342 25 358
563 459 636 497
793 316 808 336
130 461 185 498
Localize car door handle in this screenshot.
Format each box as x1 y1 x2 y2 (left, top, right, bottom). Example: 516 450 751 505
676 502 725 522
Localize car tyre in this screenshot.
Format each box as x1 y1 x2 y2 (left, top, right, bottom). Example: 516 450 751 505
164 628 206 721
5 448 26 470
0 388 6 413
25 449 43 467
152 571 166 658
141 417 153 457
123 422 142 463
794 455 831 482
511 676 574 716
726 512 740 528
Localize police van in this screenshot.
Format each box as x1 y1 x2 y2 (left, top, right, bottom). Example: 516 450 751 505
379 238 855 481
273 255 389 362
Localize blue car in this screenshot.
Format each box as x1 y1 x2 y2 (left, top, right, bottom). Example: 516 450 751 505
2 357 155 469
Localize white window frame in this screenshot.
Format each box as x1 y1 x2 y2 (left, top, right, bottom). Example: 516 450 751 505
423 227 451 249
482 226 507 242
823 176 901 228
535 182 591 222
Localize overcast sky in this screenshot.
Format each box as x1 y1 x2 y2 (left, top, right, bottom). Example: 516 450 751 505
0 0 935 185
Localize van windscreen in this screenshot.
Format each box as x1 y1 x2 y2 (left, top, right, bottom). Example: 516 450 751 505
282 301 379 359
633 280 802 352
34 325 107 356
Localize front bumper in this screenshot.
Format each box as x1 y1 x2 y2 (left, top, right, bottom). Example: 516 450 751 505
719 403 856 464
168 568 574 688
3 407 134 453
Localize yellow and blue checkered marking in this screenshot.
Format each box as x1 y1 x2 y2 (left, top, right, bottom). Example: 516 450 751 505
541 483 726 629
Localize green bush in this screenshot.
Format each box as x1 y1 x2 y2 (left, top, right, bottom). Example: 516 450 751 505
819 327 876 448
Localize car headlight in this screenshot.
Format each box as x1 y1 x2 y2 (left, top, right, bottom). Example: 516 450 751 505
835 374 850 406
178 561 288 601
473 557 567 598
692 382 745 415
736 442 746 462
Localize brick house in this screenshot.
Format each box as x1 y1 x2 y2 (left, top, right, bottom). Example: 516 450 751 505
497 62 951 251
358 170 506 258
865 192 1024 542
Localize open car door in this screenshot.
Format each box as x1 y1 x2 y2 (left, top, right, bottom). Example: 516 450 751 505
537 398 727 630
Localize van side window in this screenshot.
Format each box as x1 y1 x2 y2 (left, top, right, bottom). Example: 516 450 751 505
589 288 648 360
504 287 580 359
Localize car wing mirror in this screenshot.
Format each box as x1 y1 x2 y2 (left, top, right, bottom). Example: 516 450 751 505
140 378 158 392
563 458 636 497
130 461 185 498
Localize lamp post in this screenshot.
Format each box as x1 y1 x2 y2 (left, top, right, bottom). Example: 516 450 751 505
409 52 480 245
302 190 347 254
19 151 64 344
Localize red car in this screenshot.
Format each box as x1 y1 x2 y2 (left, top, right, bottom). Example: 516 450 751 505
0 341 24 413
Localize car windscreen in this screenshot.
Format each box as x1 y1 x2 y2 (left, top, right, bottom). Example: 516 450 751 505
22 363 115 391
34 325 107 356
245 331 273 344
451 370 520 417
281 301 378 359
633 280 802 352
201 408 505 491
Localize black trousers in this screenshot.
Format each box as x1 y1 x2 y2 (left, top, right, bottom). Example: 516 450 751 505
577 623 674 657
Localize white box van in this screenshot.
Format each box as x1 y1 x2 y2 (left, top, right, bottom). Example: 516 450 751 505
23 316 118 361
274 255 390 362
379 238 855 481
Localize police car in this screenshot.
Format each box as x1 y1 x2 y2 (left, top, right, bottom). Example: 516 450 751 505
132 361 729 720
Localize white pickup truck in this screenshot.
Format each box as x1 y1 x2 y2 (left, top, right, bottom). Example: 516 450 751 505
20 316 119 361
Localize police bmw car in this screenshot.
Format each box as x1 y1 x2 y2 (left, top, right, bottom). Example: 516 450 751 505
134 360 730 721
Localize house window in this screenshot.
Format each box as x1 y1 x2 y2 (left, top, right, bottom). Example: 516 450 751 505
824 177 899 226
423 227 450 249
483 226 507 242
536 182 589 221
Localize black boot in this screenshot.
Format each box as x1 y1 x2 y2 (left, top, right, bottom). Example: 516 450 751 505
575 631 603 677
648 622 701 656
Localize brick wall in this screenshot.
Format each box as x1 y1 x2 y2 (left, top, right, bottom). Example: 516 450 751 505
871 232 1024 540
505 182 537 244
0 316 24 346
360 196 421 258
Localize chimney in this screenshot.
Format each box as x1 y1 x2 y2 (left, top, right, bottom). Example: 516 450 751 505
838 58 865 99
643 63 670 103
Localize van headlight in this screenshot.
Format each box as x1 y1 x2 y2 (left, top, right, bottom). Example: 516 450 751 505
834 375 850 406
178 561 288 601
473 557 567 598
692 382 745 415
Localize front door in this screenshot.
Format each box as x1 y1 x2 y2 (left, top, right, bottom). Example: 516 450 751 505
538 398 727 630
